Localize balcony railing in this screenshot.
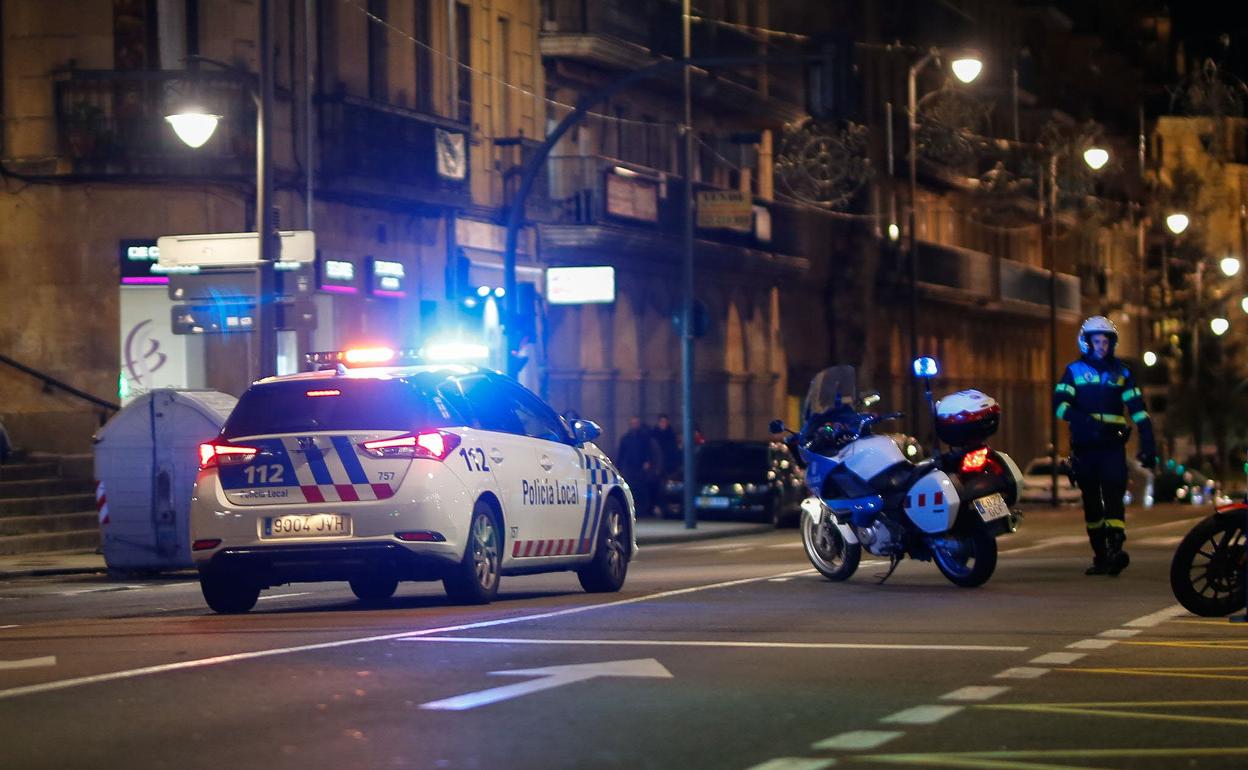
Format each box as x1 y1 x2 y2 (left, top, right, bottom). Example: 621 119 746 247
318 94 470 194
54 69 253 176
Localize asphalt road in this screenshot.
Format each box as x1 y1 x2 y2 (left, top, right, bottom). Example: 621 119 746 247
1 503 1245 770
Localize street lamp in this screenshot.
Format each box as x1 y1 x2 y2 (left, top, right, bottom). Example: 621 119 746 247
164 0 279 379
1221 256 1242 277
1211 317 1230 336
908 48 982 431
1143 350 1158 366
1166 212 1190 235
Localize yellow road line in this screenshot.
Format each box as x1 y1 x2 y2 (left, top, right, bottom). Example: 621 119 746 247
1055 665 1248 682
857 746 1248 770
1120 639 1248 650
977 700 1248 726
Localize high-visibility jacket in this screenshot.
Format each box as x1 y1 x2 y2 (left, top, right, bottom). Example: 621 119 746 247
1054 356 1155 452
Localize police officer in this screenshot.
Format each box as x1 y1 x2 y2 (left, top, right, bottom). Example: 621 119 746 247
1054 316 1157 575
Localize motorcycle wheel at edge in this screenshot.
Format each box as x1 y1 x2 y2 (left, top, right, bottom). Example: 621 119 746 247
929 526 998 587
1169 512 1246 617
802 513 861 581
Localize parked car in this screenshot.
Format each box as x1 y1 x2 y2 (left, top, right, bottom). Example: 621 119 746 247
1154 462 1228 505
1019 457 1081 505
663 440 805 527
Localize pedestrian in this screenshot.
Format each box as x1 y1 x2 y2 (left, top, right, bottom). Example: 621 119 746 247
1053 316 1157 576
651 414 680 477
617 416 662 517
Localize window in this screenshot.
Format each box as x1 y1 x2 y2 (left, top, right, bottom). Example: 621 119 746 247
456 377 525 435
495 15 511 134
413 0 432 112
455 2 471 123
504 384 570 443
368 0 389 100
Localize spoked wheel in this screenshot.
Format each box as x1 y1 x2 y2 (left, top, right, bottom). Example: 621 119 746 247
1170 513 1246 617
443 500 502 604
578 496 630 593
929 527 997 587
801 512 861 581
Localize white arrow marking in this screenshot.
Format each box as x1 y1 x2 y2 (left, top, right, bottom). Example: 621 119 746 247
419 657 673 711
0 656 56 671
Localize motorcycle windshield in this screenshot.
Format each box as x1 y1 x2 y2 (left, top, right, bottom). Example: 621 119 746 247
803 366 858 421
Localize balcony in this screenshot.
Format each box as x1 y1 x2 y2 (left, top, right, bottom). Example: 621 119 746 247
317 94 471 205
53 69 252 177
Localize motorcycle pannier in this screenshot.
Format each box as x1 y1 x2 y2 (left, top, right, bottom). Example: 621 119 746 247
935 390 1000 447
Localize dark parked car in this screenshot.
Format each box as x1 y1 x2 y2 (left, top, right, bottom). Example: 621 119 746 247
663 440 806 527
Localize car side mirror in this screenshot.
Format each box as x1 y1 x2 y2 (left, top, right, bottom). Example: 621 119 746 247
572 419 602 445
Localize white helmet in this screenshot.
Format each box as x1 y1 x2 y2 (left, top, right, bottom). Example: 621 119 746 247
1078 315 1118 355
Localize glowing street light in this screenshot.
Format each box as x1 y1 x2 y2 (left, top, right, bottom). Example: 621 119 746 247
1166 212 1190 235
1143 350 1158 367
950 57 984 84
1082 146 1110 170
1220 256 1242 277
165 111 221 149
1241 296 1248 314
1211 317 1230 336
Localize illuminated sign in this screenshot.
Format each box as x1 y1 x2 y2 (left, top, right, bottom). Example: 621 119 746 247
318 257 357 294
368 258 406 298
119 239 200 285
546 266 615 305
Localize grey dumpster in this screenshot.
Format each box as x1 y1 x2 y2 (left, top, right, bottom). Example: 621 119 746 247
94 389 237 573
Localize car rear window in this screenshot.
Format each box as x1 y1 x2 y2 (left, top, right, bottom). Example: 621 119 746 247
696 444 769 477
222 376 464 437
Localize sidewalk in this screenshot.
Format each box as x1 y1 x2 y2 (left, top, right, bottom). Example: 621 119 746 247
0 518 773 580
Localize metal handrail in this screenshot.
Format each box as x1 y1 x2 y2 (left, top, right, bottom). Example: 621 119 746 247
0 353 120 414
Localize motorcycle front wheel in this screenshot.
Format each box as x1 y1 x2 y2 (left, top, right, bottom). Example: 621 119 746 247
1169 513 1246 617
802 514 861 581
929 527 997 587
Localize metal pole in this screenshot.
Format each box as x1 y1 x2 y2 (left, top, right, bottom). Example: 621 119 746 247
1012 66 1019 142
886 102 896 235
304 0 315 230
257 0 279 379
681 0 697 530
1049 153 1059 507
1194 262 1203 467
907 59 921 440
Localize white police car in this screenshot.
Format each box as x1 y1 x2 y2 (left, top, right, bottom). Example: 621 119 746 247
189 348 636 613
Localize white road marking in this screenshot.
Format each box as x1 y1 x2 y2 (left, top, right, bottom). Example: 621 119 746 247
0 624 18 630
811 730 903 750
1134 536 1182 546
0 567 814 701
1029 652 1085 665
404 636 1029 652
939 686 1010 701
1124 605 1188 628
994 667 1049 679
1098 628 1141 638
999 517 1201 556
1067 638 1116 650
0 656 55 671
56 585 144 596
743 759 836 770
880 705 963 724
257 592 311 601
419 658 672 711
768 577 793 583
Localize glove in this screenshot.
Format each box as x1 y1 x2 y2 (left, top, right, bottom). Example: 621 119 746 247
1136 449 1157 470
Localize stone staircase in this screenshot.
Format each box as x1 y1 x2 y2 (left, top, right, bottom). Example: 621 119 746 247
0 453 100 555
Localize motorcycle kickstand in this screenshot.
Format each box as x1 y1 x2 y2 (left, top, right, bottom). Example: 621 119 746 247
876 554 902 584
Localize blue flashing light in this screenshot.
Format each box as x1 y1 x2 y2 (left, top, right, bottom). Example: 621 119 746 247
476 286 491 298
912 356 940 378
494 287 506 298
463 297 478 308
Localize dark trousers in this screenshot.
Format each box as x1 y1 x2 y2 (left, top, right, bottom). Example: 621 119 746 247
1072 446 1128 556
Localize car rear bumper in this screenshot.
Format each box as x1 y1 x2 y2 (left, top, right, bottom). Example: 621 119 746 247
197 542 460 587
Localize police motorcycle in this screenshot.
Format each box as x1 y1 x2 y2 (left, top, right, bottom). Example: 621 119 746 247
770 360 1023 588
1169 500 1246 616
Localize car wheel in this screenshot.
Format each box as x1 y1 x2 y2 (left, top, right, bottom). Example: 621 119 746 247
443 499 502 605
200 572 260 614
349 574 399 603
577 496 630 593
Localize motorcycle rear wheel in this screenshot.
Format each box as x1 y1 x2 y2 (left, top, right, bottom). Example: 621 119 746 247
802 514 861 581
1169 513 1246 617
929 527 997 587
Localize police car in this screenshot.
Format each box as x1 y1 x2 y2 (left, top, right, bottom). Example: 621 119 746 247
189 348 636 613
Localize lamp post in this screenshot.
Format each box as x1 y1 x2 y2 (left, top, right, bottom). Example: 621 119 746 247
165 0 279 379
907 49 981 432
1046 142 1110 506
1189 254 1240 470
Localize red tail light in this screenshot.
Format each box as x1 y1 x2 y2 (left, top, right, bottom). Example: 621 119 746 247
360 430 460 460
198 439 259 469
961 447 990 473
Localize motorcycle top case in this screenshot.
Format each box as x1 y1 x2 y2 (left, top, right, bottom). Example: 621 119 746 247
935 390 1000 448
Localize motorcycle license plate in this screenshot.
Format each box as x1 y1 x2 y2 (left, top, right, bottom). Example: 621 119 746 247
974 494 1010 523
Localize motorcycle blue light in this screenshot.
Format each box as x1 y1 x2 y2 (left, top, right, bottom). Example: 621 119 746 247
912 357 940 378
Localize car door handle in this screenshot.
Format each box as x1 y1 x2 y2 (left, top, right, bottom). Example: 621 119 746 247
539 455 554 471
489 450 505 464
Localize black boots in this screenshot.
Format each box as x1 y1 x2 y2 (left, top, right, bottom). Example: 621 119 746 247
1085 529 1129 576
